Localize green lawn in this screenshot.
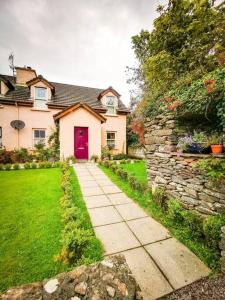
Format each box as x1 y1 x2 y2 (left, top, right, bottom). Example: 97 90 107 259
0 169 67 292
120 161 147 184
99 164 219 272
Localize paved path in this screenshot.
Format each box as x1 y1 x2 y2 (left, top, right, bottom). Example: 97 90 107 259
73 163 210 300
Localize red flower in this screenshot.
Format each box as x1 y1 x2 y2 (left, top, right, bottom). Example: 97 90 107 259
165 97 172 103
204 79 215 94
168 101 181 111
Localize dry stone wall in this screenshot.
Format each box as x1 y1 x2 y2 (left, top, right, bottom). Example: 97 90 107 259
144 113 225 215
1 255 142 300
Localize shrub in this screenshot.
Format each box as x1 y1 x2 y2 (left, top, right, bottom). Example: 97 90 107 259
53 161 61 168
0 164 4 170
5 164 12 171
0 149 13 164
112 153 127 160
38 162 46 168
13 163 20 170
184 212 204 240
152 188 168 211
167 199 186 225
24 162 30 169
45 162 52 168
203 215 225 251
90 154 99 162
66 155 76 164
31 162 37 169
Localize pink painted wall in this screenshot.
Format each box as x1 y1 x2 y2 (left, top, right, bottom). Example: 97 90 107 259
59 107 102 159
0 105 60 150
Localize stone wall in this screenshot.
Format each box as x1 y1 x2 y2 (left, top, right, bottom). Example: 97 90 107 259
220 226 225 273
128 146 145 159
1 255 142 300
144 113 225 215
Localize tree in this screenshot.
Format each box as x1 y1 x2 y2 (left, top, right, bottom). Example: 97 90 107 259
130 0 225 99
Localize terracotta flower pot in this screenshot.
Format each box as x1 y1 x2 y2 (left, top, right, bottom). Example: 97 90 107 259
211 144 223 154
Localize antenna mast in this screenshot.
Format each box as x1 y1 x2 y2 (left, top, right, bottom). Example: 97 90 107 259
8 53 15 82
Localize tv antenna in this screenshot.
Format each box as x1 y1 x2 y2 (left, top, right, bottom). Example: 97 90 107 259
8 52 15 82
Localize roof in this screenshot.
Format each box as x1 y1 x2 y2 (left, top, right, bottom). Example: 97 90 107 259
54 102 107 123
0 73 129 113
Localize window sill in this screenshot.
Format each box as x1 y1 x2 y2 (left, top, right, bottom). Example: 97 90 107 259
31 108 50 112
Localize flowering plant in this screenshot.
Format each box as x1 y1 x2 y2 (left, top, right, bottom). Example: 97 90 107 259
177 131 208 153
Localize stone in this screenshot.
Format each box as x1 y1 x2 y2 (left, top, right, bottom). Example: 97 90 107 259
115 203 147 221
184 187 198 198
88 206 122 227
74 281 87 295
151 129 173 136
122 247 172 300
44 279 59 294
107 193 132 205
204 189 225 200
196 206 216 215
71 297 81 300
145 238 210 289
83 195 112 208
181 196 199 206
155 176 167 184
198 193 217 203
81 186 104 197
101 185 122 194
106 285 115 297
101 260 114 268
94 222 140 255
127 217 170 245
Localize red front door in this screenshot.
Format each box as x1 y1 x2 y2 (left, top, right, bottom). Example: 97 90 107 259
74 127 88 159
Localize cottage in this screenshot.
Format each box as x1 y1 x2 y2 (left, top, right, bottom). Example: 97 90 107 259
0 66 129 159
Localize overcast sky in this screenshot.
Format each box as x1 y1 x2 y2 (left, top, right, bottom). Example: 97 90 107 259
0 0 166 105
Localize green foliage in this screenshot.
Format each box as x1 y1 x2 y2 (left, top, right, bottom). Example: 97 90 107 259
34 143 50 162
24 162 30 169
38 161 47 169
131 1 225 96
66 155 76 163
112 153 127 160
56 163 102 265
197 158 225 185
48 123 60 161
0 164 3 170
152 188 168 211
168 199 186 225
31 162 37 169
203 215 225 251
101 146 112 160
4 164 11 171
90 154 99 162
13 163 20 170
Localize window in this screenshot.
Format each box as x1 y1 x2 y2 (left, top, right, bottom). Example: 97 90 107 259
106 131 116 149
33 129 46 146
106 96 116 114
0 127 2 148
35 87 47 108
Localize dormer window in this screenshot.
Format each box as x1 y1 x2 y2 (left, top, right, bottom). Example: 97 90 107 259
106 96 116 114
35 87 47 108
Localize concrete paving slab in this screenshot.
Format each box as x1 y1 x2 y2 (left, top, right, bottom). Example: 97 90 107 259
95 222 140 254
115 203 147 221
88 206 122 227
77 175 94 181
122 247 173 300
127 217 171 245
84 195 112 208
95 179 114 186
79 181 99 188
101 185 122 194
145 238 210 289
107 193 132 205
92 174 109 180
81 186 104 196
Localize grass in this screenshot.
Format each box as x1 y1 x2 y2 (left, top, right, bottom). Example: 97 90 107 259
99 164 220 272
120 161 147 184
0 168 68 292
69 167 103 264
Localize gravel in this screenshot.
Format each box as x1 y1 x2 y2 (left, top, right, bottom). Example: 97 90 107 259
160 275 225 300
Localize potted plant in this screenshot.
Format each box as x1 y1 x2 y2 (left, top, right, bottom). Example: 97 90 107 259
177 131 208 154
207 134 223 154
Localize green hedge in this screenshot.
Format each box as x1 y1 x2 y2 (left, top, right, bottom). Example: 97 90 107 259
0 161 62 171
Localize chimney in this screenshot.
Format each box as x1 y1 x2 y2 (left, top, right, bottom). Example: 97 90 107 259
15 66 37 85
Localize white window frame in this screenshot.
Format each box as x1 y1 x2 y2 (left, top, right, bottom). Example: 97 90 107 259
106 96 116 115
33 129 46 147
106 131 116 149
34 87 47 108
